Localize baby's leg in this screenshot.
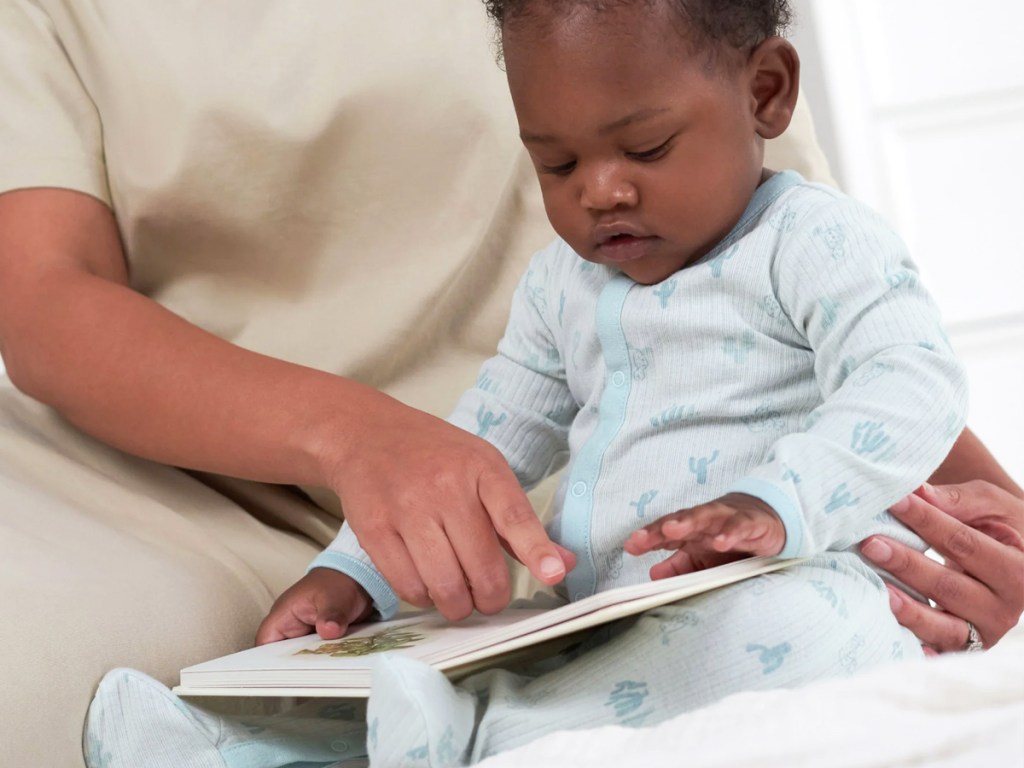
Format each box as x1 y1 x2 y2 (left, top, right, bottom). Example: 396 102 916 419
368 552 919 766
86 668 369 768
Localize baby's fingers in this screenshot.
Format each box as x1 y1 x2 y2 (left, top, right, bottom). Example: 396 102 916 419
712 514 764 551
256 615 305 645
650 549 697 580
626 505 727 555
624 523 668 555
312 590 359 640
661 504 729 542
625 519 687 555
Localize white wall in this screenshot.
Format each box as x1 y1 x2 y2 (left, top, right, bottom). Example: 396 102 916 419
790 0 1024 482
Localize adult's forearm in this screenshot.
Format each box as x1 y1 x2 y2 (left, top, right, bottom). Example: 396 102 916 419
928 428 1023 499
4 268 381 487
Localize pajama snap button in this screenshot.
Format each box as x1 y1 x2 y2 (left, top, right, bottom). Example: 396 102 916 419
331 740 349 752
571 481 587 497
572 592 587 601
611 370 626 387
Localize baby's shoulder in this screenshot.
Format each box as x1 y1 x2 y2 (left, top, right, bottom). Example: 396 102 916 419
765 178 897 244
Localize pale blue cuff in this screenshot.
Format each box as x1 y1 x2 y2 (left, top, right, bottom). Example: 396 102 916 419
307 550 400 620
727 477 806 559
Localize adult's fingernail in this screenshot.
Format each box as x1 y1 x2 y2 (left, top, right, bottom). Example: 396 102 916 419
887 589 903 612
540 556 564 579
861 538 892 563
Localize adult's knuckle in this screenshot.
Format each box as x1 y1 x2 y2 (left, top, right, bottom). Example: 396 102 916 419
498 501 537 528
471 574 511 609
959 479 991 504
441 601 474 622
356 517 390 540
395 580 430 607
944 484 964 506
940 621 968 653
944 526 979 560
428 579 467 606
932 571 964 605
471 560 509 591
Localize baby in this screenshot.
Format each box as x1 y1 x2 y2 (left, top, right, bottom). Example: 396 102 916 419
229 0 970 765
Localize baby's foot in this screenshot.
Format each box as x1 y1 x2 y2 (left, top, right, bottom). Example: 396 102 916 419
367 655 477 767
85 668 367 768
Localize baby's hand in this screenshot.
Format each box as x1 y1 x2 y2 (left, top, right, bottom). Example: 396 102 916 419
624 493 786 580
255 568 373 645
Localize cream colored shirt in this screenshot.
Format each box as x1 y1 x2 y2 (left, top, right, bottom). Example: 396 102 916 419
0 0 836 517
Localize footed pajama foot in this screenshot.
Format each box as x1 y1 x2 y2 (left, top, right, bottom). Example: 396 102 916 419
366 655 477 767
85 668 368 768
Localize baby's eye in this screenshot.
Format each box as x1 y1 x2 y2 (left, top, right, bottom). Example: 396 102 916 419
540 160 577 176
627 140 671 162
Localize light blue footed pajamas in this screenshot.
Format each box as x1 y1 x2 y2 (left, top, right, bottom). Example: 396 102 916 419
311 171 968 765
365 553 915 766
84 172 967 768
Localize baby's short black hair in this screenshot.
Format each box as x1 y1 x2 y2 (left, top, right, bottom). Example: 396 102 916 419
483 0 792 60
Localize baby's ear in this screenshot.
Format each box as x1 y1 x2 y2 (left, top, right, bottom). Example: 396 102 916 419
748 37 799 140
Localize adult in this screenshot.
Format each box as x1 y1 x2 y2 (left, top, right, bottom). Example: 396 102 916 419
0 2 1020 766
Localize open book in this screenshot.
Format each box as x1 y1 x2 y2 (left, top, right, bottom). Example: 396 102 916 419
175 555 798 698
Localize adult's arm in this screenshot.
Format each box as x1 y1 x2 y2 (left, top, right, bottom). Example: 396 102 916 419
860 428 1024 651
0 188 566 616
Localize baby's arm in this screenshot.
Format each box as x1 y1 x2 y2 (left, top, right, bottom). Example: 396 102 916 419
732 196 968 558
633 195 967 571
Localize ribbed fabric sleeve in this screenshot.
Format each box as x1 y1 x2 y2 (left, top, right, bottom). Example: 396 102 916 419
726 190 967 556
446 249 577 488
309 527 400 619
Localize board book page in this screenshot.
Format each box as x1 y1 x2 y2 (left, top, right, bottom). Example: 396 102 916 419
175 555 798 698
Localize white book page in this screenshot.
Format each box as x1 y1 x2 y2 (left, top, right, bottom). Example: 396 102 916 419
175 556 798 697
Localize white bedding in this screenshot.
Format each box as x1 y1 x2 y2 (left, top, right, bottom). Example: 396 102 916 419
478 624 1024 768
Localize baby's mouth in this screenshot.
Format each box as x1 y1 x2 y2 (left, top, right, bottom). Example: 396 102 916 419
595 232 658 262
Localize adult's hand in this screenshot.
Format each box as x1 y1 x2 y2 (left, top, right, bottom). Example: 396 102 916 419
319 391 573 622
860 481 1024 653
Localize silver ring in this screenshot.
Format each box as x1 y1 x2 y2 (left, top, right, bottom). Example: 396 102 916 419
962 621 984 653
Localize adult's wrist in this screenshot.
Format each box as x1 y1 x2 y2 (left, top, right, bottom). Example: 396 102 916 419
294 374 402 489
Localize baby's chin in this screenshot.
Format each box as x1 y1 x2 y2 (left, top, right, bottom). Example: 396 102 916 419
572 241 695 285
615 258 691 286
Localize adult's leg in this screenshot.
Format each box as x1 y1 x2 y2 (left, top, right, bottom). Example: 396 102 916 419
0 383 324 767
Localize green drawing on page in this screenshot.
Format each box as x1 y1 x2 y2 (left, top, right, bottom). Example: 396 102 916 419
297 625 426 657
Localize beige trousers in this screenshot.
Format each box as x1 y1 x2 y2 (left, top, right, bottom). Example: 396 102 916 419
0 381 331 767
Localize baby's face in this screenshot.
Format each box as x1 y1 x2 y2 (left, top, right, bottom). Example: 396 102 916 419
504 5 766 285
